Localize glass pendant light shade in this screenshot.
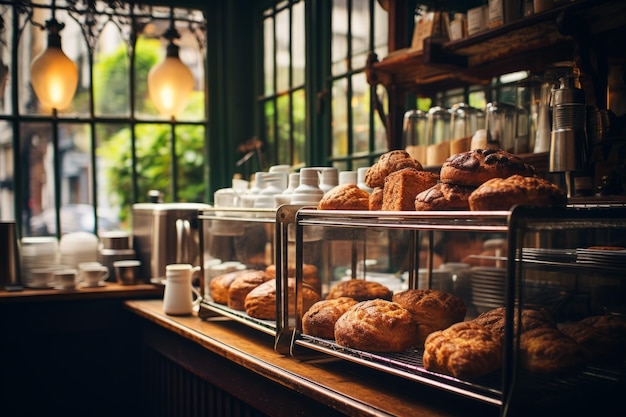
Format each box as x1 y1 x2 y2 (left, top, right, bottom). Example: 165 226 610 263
148 43 194 118
30 29 78 111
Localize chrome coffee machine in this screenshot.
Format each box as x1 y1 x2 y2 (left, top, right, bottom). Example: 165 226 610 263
132 202 211 280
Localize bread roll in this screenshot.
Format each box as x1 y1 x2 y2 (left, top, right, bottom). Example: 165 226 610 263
318 183 370 210
440 149 534 187
414 182 475 211
471 307 555 339
244 278 320 320
227 270 272 311
369 187 384 211
302 297 358 339
334 299 420 352
364 150 423 188
209 269 254 305
392 289 467 345
561 321 624 363
468 174 567 211
326 280 392 302
382 168 439 211
519 327 588 374
423 321 502 378
265 263 321 294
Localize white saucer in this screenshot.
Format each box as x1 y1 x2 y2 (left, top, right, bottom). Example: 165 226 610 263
54 284 76 290
79 281 107 288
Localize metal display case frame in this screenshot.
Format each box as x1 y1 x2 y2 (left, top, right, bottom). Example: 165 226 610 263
286 205 626 416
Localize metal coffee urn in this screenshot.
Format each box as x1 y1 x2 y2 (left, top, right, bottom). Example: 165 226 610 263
549 65 587 197
132 201 211 281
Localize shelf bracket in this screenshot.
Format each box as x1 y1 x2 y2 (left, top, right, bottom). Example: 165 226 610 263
423 36 468 68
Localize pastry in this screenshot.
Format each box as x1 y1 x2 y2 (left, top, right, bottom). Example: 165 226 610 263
440 149 534 187
334 299 420 352
519 327 588 374
471 307 555 338
414 182 475 211
364 150 423 188
326 279 392 302
468 174 567 211
369 187 384 211
382 168 439 211
423 321 503 378
265 263 321 293
302 297 358 339
318 183 370 210
209 269 254 305
561 320 624 363
392 289 467 345
244 278 320 320
227 270 272 311
578 315 626 350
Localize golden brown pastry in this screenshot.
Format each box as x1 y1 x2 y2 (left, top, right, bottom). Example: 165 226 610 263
227 270 272 311
265 263 321 293
440 149 534 187
423 321 502 378
414 182 475 211
209 269 254 305
561 321 624 363
381 168 439 211
326 279 392 302
471 307 555 339
318 183 370 210
244 278 320 320
334 299 420 352
302 297 358 339
468 174 567 211
392 289 467 345
369 187 384 211
519 327 588 374
364 150 423 189
578 315 626 352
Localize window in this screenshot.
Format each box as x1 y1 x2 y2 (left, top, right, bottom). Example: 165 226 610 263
0 1 208 238
258 0 388 173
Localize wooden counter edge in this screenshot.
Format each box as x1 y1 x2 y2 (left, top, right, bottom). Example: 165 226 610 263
125 299 498 417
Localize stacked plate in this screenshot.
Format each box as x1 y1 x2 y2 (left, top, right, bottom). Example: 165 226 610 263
522 248 577 263
470 267 506 313
576 247 626 268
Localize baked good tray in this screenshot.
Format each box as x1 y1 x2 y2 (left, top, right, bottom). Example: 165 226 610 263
293 334 626 412
199 300 277 336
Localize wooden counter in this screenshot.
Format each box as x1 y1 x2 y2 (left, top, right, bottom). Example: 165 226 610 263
126 299 499 417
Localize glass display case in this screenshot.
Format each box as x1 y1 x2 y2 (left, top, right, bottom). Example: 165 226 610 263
284 205 626 416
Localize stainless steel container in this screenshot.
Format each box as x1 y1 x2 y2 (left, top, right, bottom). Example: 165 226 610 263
132 203 211 280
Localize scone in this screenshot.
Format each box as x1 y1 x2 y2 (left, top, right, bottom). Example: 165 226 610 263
265 263 321 293
244 278 320 320
302 297 358 339
364 150 423 189
423 321 502 378
414 182 475 211
471 307 555 338
326 280 392 302
334 299 420 352
227 270 272 311
318 183 370 210
468 175 567 211
519 327 588 374
369 187 383 211
440 149 535 187
392 289 467 345
382 168 439 211
209 269 253 304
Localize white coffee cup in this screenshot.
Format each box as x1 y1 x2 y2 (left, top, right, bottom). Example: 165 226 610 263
31 268 54 288
78 263 109 287
53 269 78 289
163 264 202 315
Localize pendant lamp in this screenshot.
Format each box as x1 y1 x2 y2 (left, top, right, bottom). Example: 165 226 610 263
148 12 194 118
30 4 78 111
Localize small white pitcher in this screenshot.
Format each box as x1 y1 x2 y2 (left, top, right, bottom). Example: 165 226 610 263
163 264 202 315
